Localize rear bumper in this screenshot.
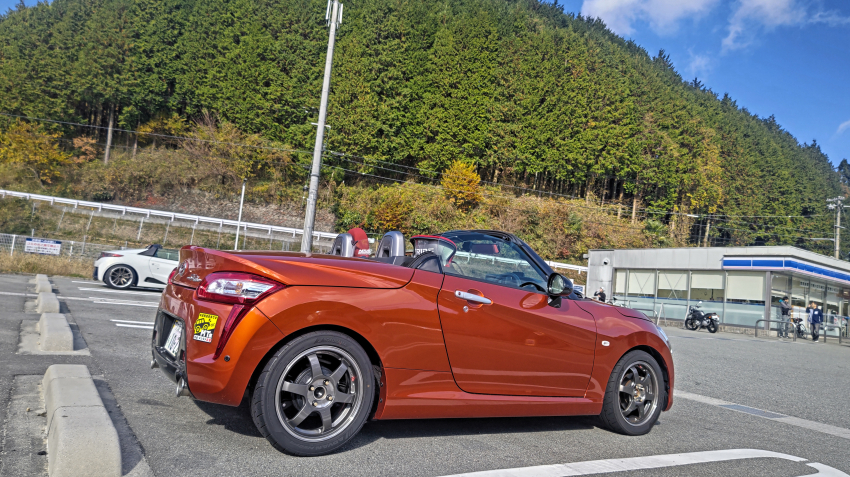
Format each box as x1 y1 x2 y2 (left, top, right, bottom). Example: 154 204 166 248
151 310 190 392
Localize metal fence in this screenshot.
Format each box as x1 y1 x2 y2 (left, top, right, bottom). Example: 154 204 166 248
0 232 333 260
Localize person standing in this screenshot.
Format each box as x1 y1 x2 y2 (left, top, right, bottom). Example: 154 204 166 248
809 302 823 342
593 287 606 303
778 296 792 338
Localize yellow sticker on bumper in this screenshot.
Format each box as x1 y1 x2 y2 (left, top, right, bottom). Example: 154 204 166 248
193 313 219 343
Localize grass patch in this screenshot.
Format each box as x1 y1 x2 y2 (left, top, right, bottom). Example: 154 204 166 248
0 253 93 278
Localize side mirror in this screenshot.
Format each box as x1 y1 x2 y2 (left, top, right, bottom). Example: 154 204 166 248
547 273 573 297
698 300 703 306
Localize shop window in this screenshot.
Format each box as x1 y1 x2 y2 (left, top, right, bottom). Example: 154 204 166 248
657 271 688 300
627 270 656 298
690 272 724 302
726 272 765 305
614 270 626 295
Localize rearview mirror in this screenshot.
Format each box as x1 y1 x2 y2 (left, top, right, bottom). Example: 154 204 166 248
547 273 573 297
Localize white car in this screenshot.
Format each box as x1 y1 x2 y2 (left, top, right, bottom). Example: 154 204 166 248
93 244 180 289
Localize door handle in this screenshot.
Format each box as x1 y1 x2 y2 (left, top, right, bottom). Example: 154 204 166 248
455 290 492 305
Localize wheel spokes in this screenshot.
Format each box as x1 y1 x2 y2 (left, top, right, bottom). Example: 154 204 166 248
335 391 354 404
619 381 635 396
307 353 323 379
330 362 348 382
289 403 313 427
281 381 310 398
637 402 647 420
319 407 333 432
622 400 637 415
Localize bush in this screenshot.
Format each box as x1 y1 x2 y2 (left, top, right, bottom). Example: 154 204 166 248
441 161 482 210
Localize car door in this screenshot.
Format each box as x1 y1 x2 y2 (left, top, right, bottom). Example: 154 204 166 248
436 232 597 397
149 248 179 284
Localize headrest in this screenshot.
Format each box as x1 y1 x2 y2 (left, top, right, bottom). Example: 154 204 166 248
330 233 354 257
348 227 371 257
376 231 405 257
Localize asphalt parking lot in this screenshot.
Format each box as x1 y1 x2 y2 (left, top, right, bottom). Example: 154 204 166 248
1 272 849 476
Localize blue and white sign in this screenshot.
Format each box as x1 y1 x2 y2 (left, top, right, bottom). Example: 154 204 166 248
24 238 62 255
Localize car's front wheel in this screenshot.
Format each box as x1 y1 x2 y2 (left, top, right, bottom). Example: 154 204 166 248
104 264 136 289
599 350 665 436
251 331 375 456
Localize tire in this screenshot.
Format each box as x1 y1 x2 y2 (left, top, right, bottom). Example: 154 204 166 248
707 320 718 333
104 264 137 289
684 317 698 331
251 331 375 456
599 350 665 436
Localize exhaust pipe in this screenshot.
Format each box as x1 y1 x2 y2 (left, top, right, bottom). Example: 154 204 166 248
176 377 191 397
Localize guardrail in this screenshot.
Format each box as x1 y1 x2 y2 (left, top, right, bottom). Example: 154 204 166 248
820 323 845 345
0 188 338 242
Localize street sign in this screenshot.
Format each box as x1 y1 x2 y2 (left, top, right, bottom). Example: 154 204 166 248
24 238 62 255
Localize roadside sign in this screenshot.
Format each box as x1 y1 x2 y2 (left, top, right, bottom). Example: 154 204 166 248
24 238 62 255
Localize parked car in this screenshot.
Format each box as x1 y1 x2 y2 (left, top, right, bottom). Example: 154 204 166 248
151 230 673 456
94 244 179 289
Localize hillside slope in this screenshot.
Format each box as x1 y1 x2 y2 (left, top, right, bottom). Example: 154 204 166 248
0 0 844 255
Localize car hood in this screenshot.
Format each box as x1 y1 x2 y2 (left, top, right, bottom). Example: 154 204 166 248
172 247 415 289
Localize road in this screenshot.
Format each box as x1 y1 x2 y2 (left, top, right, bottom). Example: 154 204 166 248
1 272 848 476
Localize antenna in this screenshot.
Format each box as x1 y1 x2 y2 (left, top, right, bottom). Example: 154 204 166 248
325 0 331 24
338 3 343 28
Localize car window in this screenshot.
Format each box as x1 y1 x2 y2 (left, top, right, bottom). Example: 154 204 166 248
441 232 548 292
154 248 179 261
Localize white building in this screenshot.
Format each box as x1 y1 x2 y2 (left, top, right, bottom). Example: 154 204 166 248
586 246 850 334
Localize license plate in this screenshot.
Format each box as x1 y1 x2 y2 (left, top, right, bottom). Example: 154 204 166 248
163 322 182 357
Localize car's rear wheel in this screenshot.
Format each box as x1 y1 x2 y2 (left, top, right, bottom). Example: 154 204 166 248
104 265 136 289
599 350 665 436
251 331 374 456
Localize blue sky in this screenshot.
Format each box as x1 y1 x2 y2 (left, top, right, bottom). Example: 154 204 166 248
563 0 850 165
4 0 849 165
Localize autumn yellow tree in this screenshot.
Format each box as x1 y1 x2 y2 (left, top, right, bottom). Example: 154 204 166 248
441 160 483 210
0 121 71 187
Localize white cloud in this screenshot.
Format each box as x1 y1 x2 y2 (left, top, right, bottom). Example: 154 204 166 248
722 0 806 51
580 0 720 36
838 119 850 135
686 52 713 80
810 10 850 26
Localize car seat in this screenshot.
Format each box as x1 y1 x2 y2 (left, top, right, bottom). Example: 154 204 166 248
330 233 355 257
376 231 405 258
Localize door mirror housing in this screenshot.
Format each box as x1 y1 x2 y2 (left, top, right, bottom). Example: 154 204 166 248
547 273 573 297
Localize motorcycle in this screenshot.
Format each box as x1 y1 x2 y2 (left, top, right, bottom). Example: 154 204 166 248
685 301 719 333
789 318 808 339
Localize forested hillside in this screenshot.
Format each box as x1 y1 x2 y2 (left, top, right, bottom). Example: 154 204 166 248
0 0 845 256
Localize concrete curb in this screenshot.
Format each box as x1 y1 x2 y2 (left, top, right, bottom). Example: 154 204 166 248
35 279 53 293
43 365 121 477
36 292 60 313
37 313 74 352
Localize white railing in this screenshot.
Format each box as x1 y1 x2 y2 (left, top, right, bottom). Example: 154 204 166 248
0 189 338 242
545 260 588 274
452 251 587 274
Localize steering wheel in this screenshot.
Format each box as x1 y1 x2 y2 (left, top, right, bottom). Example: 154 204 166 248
519 281 546 293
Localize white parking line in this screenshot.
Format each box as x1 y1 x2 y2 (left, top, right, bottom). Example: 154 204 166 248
0 291 36 297
111 319 155 325
72 280 102 285
78 287 161 296
439 449 847 477
93 299 159 308
676 390 850 440
115 324 154 329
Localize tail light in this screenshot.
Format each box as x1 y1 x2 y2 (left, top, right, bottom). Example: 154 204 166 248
167 267 178 284
194 272 284 359
99 252 122 258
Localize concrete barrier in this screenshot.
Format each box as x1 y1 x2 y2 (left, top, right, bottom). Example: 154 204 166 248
36 292 60 314
35 279 52 293
37 313 73 352
43 365 121 477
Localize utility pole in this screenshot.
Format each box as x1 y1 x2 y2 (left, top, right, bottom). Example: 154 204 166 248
104 105 114 164
234 179 246 250
301 0 343 253
827 197 845 259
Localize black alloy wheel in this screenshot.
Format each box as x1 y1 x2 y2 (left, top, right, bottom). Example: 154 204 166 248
104 264 136 289
707 320 718 333
251 331 375 456
599 350 665 436
685 317 698 331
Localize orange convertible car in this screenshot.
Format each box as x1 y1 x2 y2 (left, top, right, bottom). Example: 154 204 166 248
151 230 673 456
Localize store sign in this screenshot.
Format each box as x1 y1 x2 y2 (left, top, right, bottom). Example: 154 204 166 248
24 238 62 255
827 285 840 294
